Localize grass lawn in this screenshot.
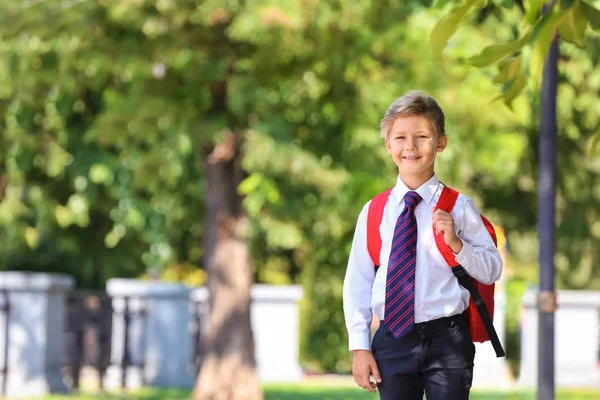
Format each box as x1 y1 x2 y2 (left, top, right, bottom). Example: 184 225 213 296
34 384 600 400
265 385 600 400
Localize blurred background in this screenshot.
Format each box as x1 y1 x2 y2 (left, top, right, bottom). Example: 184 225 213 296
0 0 599 399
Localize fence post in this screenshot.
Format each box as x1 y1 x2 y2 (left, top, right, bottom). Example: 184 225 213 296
0 290 10 397
104 279 194 390
0 272 74 398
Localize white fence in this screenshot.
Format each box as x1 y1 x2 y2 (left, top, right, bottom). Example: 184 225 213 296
518 289 600 387
0 272 303 398
2 271 600 398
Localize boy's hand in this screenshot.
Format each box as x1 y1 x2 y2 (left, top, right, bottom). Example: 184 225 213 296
352 350 381 393
432 208 463 254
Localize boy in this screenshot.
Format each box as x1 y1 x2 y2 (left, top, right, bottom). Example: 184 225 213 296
342 90 503 400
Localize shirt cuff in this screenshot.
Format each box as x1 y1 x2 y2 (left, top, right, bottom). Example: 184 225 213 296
454 238 474 265
348 332 372 352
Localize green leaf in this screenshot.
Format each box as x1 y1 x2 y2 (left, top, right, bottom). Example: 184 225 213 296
580 1 600 31
467 32 531 68
238 172 264 195
494 55 523 84
524 0 544 23
432 0 453 9
495 0 517 8
503 71 528 108
529 10 565 88
493 68 528 109
589 132 600 156
558 0 587 48
429 0 481 56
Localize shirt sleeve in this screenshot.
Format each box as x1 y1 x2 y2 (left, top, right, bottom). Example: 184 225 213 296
453 198 503 285
342 202 376 351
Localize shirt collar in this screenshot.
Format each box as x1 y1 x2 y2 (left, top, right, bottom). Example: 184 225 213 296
392 173 440 205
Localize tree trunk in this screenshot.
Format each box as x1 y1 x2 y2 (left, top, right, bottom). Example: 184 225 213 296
192 133 263 400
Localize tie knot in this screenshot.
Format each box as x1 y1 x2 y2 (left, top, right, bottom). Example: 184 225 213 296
403 191 421 210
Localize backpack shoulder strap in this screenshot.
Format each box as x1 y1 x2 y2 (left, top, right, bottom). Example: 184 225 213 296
480 214 498 246
433 185 460 267
367 188 392 268
435 184 459 213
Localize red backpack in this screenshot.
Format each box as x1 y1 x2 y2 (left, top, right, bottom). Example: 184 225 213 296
366 185 505 358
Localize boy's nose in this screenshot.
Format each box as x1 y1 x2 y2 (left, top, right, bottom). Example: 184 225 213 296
404 139 417 150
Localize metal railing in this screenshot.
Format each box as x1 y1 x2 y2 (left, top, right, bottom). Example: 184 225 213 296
0 286 214 392
113 296 148 388
190 298 208 372
64 292 148 390
65 291 113 389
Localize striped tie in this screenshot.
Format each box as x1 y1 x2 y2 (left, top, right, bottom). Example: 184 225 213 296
384 190 422 339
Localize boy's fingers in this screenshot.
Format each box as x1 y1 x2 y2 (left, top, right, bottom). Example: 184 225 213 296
363 378 376 393
355 374 364 389
371 362 382 383
360 375 375 393
357 371 369 389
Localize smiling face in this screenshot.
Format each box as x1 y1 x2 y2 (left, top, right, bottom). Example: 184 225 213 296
385 114 447 188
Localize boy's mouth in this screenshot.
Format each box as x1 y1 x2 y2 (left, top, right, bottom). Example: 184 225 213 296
402 156 421 161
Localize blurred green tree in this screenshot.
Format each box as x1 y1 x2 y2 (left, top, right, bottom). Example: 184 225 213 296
429 0 599 106
0 2 205 289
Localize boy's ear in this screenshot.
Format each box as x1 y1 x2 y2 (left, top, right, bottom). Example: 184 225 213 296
385 136 392 153
437 134 448 152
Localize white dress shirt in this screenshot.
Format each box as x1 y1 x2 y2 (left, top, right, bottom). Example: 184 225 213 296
342 173 503 351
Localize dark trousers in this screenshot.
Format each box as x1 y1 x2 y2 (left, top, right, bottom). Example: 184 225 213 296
372 313 475 400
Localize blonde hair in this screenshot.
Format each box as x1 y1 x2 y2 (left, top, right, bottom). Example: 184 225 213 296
379 90 446 138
